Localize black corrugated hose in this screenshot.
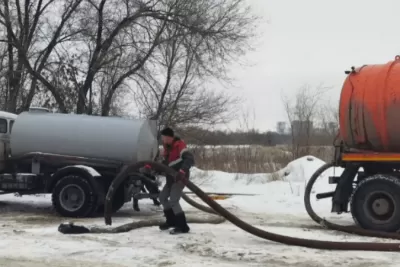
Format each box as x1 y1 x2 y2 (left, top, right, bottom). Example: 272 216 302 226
103 161 400 251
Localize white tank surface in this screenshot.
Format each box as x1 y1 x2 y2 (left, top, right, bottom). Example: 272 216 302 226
10 112 158 163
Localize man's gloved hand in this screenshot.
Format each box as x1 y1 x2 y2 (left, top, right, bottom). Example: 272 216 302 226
175 169 188 184
139 164 152 175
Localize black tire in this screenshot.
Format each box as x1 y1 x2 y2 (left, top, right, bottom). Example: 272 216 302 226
51 175 98 217
350 174 400 232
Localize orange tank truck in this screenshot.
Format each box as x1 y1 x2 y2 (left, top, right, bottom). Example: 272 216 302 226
339 55 400 152
304 56 400 233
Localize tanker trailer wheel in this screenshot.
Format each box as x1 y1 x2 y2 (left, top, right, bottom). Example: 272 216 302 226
350 174 400 232
51 175 98 217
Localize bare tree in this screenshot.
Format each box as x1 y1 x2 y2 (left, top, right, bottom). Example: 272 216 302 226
132 0 254 128
282 83 332 159
79 0 255 119
1 0 258 119
133 52 238 129
0 0 84 112
316 101 339 144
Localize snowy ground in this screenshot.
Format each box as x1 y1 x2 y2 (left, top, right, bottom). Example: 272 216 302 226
0 156 399 266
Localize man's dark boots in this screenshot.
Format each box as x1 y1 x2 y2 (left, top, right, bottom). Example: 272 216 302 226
170 212 190 235
159 209 175 230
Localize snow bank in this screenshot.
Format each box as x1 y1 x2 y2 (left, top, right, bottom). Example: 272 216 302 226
277 155 327 182
183 155 346 217
189 155 343 193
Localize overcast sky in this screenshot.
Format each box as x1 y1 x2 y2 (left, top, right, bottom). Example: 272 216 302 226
222 0 400 132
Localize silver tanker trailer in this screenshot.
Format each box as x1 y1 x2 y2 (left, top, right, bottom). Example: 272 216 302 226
0 109 158 217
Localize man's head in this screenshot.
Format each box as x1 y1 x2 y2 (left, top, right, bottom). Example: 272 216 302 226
160 127 174 144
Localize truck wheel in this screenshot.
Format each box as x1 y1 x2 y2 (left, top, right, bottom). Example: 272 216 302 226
52 175 98 217
350 174 400 232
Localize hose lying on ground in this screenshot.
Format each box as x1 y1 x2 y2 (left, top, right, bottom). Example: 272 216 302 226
304 162 400 240
58 215 225 234
104 161 400 251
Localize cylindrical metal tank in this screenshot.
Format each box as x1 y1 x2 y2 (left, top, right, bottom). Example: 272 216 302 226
10 112 158 163
339 56 400 152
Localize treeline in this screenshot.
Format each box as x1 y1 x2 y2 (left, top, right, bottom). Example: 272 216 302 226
180 127 336 146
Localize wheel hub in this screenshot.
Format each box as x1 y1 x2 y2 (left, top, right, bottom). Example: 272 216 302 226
371 198 390 215
364 191 396 224
59 184 86 212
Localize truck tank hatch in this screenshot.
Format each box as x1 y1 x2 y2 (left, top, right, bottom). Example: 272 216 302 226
0 173 40 191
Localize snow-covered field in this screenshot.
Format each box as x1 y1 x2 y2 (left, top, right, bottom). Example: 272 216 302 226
0 156 398 266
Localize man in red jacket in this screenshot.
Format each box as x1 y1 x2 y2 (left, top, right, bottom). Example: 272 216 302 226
158 127 194 234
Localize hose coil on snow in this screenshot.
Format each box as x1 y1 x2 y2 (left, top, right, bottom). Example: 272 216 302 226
104 161 400 251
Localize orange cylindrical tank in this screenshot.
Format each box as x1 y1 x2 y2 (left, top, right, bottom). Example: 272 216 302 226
339 56 400 152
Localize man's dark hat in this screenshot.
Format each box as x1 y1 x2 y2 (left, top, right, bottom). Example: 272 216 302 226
160 127 174 137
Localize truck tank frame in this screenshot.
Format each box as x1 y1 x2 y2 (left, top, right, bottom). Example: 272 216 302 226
305 140 400 232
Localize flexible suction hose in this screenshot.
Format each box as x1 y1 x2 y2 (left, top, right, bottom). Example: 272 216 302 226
105 161 400 251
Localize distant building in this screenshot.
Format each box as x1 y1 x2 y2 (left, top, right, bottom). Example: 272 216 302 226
276 121 287 135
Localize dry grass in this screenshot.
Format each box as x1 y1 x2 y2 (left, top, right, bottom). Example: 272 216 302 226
190 145 334 175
